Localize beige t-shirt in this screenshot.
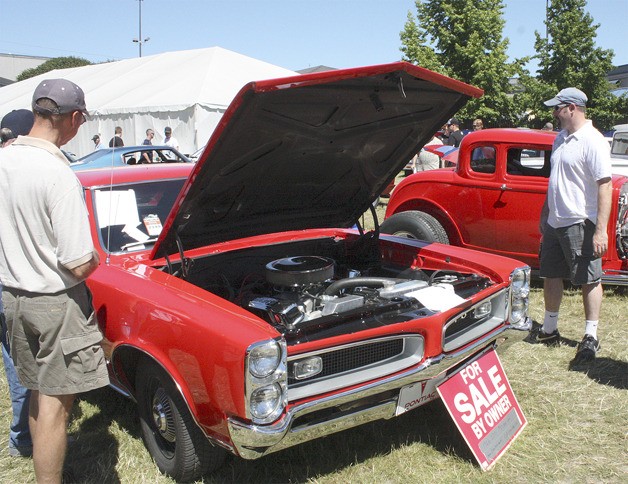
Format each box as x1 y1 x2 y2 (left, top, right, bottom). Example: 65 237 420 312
0 136 94 293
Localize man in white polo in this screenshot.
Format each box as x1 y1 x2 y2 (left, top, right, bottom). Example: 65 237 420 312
533 87 612 364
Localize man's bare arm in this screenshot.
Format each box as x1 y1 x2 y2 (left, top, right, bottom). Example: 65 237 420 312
69 250 100 280
593 177 612 257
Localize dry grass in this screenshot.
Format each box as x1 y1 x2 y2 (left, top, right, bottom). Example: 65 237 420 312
0 199 626 483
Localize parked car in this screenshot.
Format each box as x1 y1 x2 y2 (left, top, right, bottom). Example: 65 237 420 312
71 145 191 171
382 128 628 285
78 63 533 482
187 143 206 162
610 123 628 176
61 149 79 163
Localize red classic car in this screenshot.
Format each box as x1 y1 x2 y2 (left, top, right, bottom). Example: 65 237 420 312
78 63 534 482
383 128 628 285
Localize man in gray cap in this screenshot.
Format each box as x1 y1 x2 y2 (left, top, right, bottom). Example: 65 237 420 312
0 79 109 482
530 87 612 365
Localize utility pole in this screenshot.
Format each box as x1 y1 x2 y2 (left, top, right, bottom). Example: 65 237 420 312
545 0 549 42
132 0 150 57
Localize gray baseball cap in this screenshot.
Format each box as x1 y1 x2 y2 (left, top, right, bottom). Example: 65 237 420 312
32 79 89 116
544 87 588 107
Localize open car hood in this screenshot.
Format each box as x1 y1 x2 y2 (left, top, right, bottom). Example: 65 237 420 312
151 62 482 259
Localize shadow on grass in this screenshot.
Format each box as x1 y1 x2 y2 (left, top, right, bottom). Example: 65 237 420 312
568 357 628 389
203 400 475 483
63 387 477 483
65 386 140 483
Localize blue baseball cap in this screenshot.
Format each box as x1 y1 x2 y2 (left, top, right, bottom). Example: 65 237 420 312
544 87 588 107
1 109 34 137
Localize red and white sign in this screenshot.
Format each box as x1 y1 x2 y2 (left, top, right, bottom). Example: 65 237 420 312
437 349 526 470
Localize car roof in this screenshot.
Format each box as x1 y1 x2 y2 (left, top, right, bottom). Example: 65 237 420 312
75 163 194 188
460 128 558 145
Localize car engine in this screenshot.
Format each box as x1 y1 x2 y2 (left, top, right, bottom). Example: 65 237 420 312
242 255 481 336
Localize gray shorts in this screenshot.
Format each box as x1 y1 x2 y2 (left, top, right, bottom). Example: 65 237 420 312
2 283 110 395
539 219 602 285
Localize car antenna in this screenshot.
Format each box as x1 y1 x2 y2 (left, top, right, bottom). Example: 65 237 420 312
103 147 118 265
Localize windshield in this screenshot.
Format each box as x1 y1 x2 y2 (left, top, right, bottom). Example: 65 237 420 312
611 131 628 157
91 178 186 253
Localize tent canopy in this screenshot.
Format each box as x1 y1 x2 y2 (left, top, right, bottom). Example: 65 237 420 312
0 47 297 157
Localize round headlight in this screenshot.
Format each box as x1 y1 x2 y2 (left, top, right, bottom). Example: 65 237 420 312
249 341 281 378
511 268 530 296
510 298 528 324
250 384 283 420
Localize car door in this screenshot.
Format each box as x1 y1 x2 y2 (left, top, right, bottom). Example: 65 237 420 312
490 145 551 267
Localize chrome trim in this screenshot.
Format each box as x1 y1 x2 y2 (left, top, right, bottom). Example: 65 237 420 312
441 289 507 352
288 335 424 401
227 318 531 459
602 270 628 286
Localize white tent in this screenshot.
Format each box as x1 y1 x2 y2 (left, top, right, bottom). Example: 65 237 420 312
0 47 298 157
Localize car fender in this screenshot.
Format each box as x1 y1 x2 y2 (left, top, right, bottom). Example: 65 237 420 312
87 262 278 429
385 175 465 246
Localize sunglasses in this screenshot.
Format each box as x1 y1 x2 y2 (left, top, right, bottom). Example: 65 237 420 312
553 104 570 111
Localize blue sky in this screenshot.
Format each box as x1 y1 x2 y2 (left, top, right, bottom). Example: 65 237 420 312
0 0 625 73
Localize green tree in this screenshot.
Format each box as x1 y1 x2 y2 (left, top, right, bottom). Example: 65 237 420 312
400 0 525 128
16 56 92 81
399 11 441 73
516 0 623 131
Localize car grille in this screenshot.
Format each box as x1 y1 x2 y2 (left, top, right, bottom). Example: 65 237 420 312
287 335 424 401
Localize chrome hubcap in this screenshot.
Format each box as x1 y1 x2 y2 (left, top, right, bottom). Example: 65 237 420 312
151 387 176 443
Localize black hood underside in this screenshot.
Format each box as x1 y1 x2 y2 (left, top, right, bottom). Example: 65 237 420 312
152 63 482 258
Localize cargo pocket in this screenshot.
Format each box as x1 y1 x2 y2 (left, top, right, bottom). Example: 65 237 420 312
60 330 105 379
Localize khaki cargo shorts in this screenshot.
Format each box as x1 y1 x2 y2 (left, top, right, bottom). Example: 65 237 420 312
539 219 602 285
2 283 110 395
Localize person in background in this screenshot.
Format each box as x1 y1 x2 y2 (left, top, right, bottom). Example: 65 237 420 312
163 126 179 150
1 109 34 148
532 87 612 364
437 123 449 144
0 109 34 458
92 134 104 150
163 126 179 160
412 133 442 172
0 79 110 482
542 122 554 131
109 126 124 147
141 128 155 163
472 118 484 130
445 118 464 147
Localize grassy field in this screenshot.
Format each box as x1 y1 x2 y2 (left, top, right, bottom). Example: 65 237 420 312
0 201 626 483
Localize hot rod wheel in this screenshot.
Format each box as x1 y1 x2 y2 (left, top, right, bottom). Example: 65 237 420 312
380 210 449 243
136 360 226 482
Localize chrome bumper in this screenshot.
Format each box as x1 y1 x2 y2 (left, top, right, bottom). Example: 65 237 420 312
602 269 628 286
227 318 531 459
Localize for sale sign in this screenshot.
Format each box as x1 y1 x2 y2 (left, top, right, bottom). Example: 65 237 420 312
437 349 526 470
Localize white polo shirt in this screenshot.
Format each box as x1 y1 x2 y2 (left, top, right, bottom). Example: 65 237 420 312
0 136 94 293
546 121 612 228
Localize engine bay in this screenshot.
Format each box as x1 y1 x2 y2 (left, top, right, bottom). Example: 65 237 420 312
173 235 493 341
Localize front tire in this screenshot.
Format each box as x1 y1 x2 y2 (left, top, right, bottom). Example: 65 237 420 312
136 360 226 482
380 210 449 243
